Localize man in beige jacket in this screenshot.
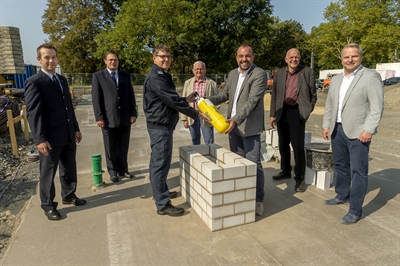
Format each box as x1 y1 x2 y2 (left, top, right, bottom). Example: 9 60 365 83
181 61 218 144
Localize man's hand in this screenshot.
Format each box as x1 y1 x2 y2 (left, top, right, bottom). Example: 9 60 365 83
37 141 52 156
186 92 197 103
224 118 236 134
198 112 210 123
96 120 105 128
269 117 276 128
75 131 82 143
358 131 372 143
183 120 189 128
130 116 137 124
322 128 330 140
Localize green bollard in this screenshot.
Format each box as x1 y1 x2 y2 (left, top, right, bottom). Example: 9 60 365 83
91 154 105 187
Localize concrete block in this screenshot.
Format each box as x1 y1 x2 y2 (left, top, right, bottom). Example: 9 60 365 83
206 179 235 194
234 200 255 214
179 146 192 160
197 195 207 212
221 163 246 180
223 152 244 164
305 167 316 185
215 147 231 162
201 187 223 207
235 158 257 176
245 188 256 200
192 201 203 218
235 176 256 190
316 170 333 190
207 204 234 219
202 214 223 232
193 179 202 194
197 172 207 189
193 155 211 172
208 143 221 158
223 190 245 205
191 144 210 155
189 165 198 180
223 214 245 229
245 212 256 223
186 150 201 165
202 162 223 182
304 131 312 144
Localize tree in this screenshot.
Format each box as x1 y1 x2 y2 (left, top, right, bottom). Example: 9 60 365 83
42 0 124 73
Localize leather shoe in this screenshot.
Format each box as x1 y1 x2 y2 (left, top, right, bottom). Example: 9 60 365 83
44 210 61 220
119 172 133 179
272 171 291 180
341 213 360 224
295 179 306 192
62 197 87 206
152 191 178 201
110 175 119 183
157 202 184 216
325 197 349 205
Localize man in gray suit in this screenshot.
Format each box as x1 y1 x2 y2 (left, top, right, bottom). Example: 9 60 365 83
323 43 384 224
208 44 267 216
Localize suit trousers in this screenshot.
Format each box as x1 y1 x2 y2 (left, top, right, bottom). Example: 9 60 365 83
229 126 265 202
189 117 214 145
147 128 174 211
276 105 306 180
331 123 370 217
101 125 131 176
39 141 78 211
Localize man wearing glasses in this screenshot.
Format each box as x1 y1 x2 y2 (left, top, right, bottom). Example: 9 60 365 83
181 61 218 145
143 44 209 217
92 50 137 183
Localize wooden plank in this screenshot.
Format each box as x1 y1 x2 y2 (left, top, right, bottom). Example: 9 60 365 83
22 105 29 141
6 110 18 156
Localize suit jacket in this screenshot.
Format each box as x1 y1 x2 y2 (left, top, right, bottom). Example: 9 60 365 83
270 65 317 122
25 70 79 147
180 77 217 127
92 69 137 128
322 66 384 139
208 64 267 137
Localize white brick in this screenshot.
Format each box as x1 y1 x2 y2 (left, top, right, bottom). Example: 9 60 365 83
223 214 245 228
181 184 187 200
245 188 256 200
202 162 223 182
217 160 225 167
235 200 255 214
235 158 257 176
179 146 192 160
197 172 207 189
191 144 210 155
304 131 312 144
305 167 316 185
186 150 201 165
181 159 190 173
316 170 333 190
207 204 234 219
190 165 198 180
223 152 243 164
193 156 211 172
208 143 222 158
235 176 256 190
197 195 207 212
192 201 203 218
224 190 245 205
215 147 231 162
181 177 188 191
202 213 223 232
201 187 223 207
221 163 246 179
189 185 198 201
205 155 216 163
207 179 235 194
193 179 202 194
245 212 256 223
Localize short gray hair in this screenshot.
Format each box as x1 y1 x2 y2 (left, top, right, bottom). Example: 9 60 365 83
342 43 363 57
193 61 206 69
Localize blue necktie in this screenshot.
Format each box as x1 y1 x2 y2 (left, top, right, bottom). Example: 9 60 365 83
52 75 63 92
111 72 117 85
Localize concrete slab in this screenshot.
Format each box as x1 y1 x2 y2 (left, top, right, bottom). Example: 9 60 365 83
2 95 399 265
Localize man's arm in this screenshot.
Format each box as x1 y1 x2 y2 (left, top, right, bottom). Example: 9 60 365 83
91 73 105 125
180 79 191 123
363 71 384 135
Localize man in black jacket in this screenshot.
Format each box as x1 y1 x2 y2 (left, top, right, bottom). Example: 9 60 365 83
143 44 209 217
92 50 137 183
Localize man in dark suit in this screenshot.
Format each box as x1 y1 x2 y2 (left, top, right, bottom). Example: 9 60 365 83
25 43 86 221
208 44 267 216
270 48 317 193
92 50 137 183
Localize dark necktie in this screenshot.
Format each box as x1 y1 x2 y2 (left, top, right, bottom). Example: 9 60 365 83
52 75 63 92
111 72 117 85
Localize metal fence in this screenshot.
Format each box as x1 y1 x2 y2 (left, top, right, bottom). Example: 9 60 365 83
64 73 228 87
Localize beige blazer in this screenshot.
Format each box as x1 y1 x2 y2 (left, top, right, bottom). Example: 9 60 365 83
180 77 217 127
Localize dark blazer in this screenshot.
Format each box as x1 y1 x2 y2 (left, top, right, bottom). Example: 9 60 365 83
270 65 317 122
25 70 79 146
92 69 137 128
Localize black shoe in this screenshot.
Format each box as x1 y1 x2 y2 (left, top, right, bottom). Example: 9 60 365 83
62 197 87 206
44 210 62 220
295 178 306 192
272 171 291 180
110 175 119 183
325 197 349 205
157 202 184 217
119 172 133 179
341 213 360 224
152 191 178 201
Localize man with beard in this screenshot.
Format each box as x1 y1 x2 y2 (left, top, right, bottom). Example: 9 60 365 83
208 44 267 216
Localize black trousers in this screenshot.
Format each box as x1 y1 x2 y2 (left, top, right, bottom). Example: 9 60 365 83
101 125 131 176
276 105 306 180
39 141 77 211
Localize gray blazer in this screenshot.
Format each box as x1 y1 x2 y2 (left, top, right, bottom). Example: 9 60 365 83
208 64 267 137
322 66 384 139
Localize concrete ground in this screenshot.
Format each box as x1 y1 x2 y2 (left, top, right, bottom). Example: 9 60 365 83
1 95 399 265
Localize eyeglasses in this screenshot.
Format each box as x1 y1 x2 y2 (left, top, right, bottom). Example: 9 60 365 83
155 55 172 60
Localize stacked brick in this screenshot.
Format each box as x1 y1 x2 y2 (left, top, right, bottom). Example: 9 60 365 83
0 26 25 74
179 143 257 231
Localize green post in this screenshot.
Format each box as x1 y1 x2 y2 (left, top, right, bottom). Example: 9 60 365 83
91 154 104 187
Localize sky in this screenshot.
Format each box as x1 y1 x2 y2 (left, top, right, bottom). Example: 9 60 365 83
0 0 331 66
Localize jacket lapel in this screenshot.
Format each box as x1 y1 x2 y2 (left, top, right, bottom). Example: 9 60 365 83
342 67 364 107
40 71 63 95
